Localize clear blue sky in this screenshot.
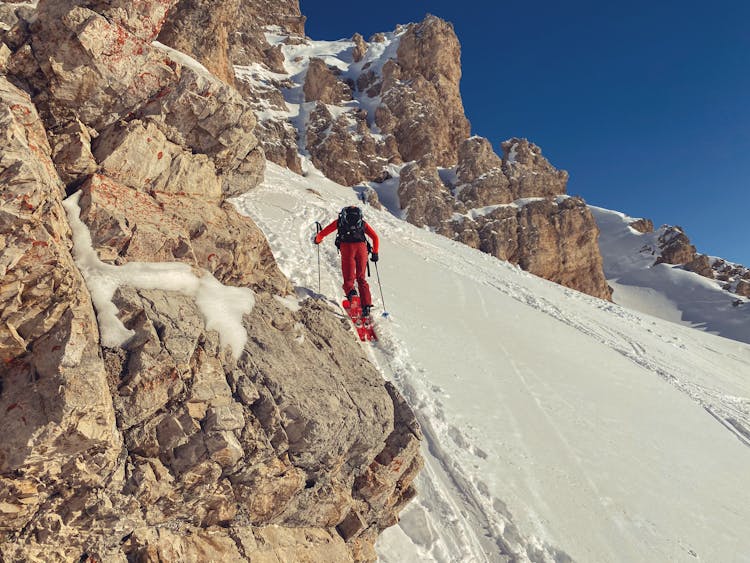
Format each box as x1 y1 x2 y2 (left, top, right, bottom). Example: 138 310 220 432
300 0 750 265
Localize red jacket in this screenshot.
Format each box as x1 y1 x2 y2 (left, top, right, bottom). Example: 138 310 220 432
316 219 379 253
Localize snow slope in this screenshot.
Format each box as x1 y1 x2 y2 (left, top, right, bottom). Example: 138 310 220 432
233 162 750 563
591 206 750 345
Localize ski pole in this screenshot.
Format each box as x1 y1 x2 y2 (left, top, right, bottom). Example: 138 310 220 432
374 261 388 318
314 221 322 294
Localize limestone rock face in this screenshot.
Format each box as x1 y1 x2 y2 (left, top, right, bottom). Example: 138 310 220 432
446 197 612 300
20 2 263 195
228 0 305 68
397 159 459 228
656 226 697 266
306 103 399 186
376 16 471 165
0 76 122 546
76 173 289 293
501 138 569 199
515 198 611 299
304 58 353 104
684 253 714 278
234 67 303 174
1 1 423 561
397 140 610 299
33 0 180 42
455 136 512 206
454 136 569 208
629 218 654 234
158 0 240 86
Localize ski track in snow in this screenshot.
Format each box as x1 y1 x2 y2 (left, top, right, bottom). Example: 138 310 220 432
234 168 559 562
234 162 750 563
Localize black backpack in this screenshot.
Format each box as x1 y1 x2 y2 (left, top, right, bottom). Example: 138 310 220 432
336 206 366 246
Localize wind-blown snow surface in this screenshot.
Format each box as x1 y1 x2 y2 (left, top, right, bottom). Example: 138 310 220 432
234 162 750 563
591 206 750 345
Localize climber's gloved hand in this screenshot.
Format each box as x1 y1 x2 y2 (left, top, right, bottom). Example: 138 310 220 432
370 252 379 263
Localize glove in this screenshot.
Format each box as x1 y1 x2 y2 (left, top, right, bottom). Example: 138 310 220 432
370 252 379 262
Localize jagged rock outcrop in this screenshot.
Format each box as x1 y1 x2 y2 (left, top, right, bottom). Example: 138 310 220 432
375 15 470 165
655 226 697 266
446 197 612 300
6 1 264 195
304 58 352 104
684 253 714 278
628 218 654 234
228 0 305 69
1 2 422 561
233 65 303 174
158 0 240 86
397 157 460 228
501 138 569 200
396 139 612 300
306 104 399 186
453 136 569 212
622 214 749 298
454 136 510 205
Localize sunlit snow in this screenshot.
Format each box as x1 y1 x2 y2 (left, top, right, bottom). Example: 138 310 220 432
233 161 750 563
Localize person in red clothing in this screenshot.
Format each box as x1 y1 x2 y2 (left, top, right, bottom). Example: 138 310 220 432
315 206 379 316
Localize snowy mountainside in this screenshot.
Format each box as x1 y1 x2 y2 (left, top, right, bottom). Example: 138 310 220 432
234 26 405 167
234 162 750 563
591 206 750 344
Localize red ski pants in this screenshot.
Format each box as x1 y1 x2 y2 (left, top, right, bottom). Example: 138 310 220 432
340 242 372 306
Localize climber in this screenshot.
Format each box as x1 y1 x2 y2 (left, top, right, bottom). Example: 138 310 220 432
315 206 379 316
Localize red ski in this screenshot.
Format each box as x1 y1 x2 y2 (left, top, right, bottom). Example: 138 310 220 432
342 295 377 342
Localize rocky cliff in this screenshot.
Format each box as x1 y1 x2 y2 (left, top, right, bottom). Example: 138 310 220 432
217 8 611 300
0 2 422 561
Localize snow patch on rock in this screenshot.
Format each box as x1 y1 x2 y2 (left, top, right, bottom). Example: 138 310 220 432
63 191 254 359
